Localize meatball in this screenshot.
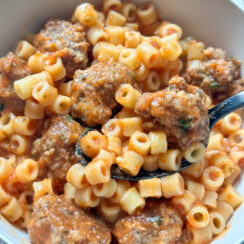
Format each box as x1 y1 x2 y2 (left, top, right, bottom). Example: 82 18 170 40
71 61 135 126
0 52 31 82
0 52 31 114
113 200 183 244
184 47 244 103
28 194 111 244
34 19 88 78
32 115 84 181
135 76 209 149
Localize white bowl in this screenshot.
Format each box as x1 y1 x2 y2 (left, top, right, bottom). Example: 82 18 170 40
0 0 243 243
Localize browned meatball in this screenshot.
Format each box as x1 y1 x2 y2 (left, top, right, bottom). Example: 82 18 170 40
135 76 209 149
184 47 244 103
0 52 31 82
113 200 183 244
33 19 89 78
0 52 31 114
28 194 111 244
32 115 84 181
71 61 135 126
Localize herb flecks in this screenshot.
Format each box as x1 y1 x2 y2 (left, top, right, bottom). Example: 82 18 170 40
66 115 73 121
0 102 5 113
178 118 193 131
38 40 44 46
210 81 221 88
31 153 38 160
129 72 135 82
156 216 163 226
59 135 64 140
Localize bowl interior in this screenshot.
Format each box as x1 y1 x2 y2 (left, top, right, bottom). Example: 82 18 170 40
0 0 243 243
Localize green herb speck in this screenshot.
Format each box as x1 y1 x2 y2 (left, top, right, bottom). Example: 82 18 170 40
59 135 64 140
156 216 163 226
178 118 192 131
210 81 221 88
56 164 62 169
38 40 44 46
0 102 5 113
66 115 73 121
129 72 135 81
31 153 38 160
64 230 69 235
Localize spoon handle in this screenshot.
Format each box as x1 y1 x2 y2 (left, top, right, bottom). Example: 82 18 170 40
208 91 244 130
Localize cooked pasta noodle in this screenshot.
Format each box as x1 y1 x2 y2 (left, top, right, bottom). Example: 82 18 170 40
16 159 39 183
186 203 210 228
75 187 100 208
98 199 121 223
0 2 243 243
15 40 37 60
137 3 158 25
120 3 137 22
74 3 98 27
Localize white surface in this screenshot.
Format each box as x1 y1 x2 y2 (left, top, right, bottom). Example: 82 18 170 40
231 0 244 11
0 0 243 243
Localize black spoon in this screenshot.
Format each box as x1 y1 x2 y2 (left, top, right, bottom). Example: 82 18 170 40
76 91 244 181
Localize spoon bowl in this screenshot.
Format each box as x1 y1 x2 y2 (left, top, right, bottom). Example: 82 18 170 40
76 91 244 180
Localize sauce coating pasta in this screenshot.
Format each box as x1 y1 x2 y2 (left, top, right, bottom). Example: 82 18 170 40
0 1 243 244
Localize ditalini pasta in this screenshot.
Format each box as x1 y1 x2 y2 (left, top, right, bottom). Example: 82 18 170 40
0 1 243 243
